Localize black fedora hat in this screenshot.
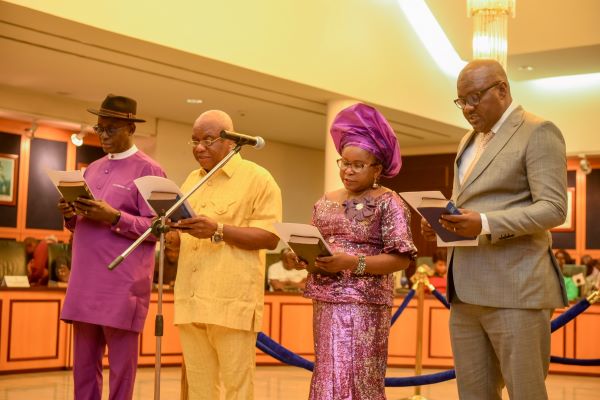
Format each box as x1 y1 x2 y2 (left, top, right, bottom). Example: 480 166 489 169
87 94 146 122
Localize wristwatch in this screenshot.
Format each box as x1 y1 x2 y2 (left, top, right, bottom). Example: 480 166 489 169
211 222 224 243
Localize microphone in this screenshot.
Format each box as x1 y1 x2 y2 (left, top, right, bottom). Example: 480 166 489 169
220 130 265 149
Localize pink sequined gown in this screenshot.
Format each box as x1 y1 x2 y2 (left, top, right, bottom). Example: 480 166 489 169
304 191 417 400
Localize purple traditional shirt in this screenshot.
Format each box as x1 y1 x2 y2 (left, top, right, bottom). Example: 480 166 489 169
61 146 166 332
304 191 417 306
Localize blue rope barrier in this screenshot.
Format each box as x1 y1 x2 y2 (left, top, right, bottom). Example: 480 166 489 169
385 369 456 387
257 332 314 371
390 289 415 326
430 289 450 309
550 356 600 366
257 332 457 387
256 293 599 387
551 297 590 332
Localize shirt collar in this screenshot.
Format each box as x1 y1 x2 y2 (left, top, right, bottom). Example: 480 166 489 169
198 152 242 178
108 144 138 160
490 101 519 134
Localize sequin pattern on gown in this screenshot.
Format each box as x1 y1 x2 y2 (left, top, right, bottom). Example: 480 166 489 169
304 190 416 400
304 191 417 306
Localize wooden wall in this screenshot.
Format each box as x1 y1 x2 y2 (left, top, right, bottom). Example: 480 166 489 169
0 118 101 242
1 289 598 376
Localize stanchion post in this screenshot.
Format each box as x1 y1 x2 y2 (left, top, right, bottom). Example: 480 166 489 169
400 265 430 400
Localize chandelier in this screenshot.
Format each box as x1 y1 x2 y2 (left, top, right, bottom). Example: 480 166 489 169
467 0 516 69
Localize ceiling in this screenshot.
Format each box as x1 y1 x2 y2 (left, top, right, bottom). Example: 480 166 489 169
0 0 598 151
427 0 600 80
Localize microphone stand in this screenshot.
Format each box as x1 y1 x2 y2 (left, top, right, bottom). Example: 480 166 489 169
107 144 243 400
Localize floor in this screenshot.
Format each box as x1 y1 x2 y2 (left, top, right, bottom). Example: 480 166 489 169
0 366 599 399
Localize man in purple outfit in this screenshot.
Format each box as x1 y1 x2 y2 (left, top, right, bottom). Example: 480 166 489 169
58 94 166 400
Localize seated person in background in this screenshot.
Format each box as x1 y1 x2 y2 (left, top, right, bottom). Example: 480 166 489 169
24 235 57 286
581 254 599 296
581 254 598 278
153 230 180 287
554 248 574 267
50 234 73 285
427 248 448 294
51 252 72 285
555 249 578 301
268 248 308 292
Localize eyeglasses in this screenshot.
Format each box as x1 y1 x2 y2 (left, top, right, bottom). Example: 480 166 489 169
187 137 222 148
336 158 378 173
454 81 503 109
92 124 129 137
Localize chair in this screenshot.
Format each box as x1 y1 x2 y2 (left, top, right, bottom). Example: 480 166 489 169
562 264 586 277
0 239 26 281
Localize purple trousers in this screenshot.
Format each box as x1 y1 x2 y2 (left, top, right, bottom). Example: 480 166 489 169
73 321 140 400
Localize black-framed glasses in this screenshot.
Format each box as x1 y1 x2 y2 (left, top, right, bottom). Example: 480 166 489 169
187 137 222 148
336 158 378 173
92 124 129 137
454 81 503 109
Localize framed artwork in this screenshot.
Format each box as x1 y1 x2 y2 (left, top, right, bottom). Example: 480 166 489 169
552 187 575 232
0 153 19 206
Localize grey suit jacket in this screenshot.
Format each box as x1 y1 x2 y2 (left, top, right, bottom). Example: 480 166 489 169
448 106 568 309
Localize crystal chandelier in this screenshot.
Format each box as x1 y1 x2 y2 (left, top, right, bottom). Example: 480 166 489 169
467 0 516 69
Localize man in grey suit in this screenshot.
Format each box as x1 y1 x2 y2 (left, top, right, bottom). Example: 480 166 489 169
422 59 568 400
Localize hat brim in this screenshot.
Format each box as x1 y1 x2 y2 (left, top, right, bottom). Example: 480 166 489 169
87 108 146 123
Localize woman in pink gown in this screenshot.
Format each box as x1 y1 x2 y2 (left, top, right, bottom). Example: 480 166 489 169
303 103 417 400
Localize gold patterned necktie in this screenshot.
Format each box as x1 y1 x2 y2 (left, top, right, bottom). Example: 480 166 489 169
461 131 494 185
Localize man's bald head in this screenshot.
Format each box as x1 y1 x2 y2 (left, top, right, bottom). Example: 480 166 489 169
190 110 236 171
193 110 234 135
456 59 512 133
458 60 510 93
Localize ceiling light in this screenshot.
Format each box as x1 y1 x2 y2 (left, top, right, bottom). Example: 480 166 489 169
579 154 592 175
397 0 466 77
518 65 534 71
467 0 516 69
186 98 203 104
529 72 600 91
24 121 38 138
71 125 88 147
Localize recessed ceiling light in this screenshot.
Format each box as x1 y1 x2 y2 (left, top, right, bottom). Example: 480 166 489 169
518 65 534 71
186 98 203 104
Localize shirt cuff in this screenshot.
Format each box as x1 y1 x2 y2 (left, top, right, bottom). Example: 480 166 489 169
111 210 131 234
480 213 490 235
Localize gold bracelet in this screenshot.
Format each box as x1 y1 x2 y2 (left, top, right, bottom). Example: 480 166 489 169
354 255 367 275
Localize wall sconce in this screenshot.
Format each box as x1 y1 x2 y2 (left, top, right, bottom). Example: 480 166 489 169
24 121 38 138
71 125 89 147
579 154 592 175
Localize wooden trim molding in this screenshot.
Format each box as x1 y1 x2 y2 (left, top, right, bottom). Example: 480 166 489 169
7 299 61 362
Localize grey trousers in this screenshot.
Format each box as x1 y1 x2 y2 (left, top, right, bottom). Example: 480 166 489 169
449 302 553 400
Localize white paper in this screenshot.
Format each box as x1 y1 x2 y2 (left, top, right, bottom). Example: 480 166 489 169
1 275 30 288
133 176 197 218
398 191 478 247
273 222 333 253
45 169 87 197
